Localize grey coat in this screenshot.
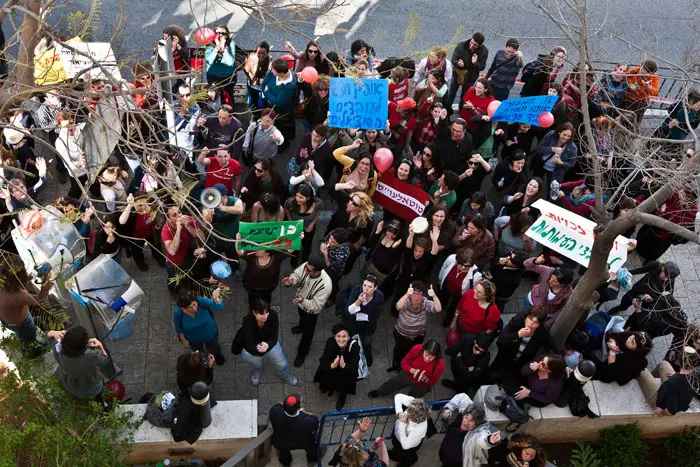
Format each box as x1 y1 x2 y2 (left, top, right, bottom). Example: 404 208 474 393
53 345 111 399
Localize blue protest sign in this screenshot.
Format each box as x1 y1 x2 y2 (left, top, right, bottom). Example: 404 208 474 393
329 78 389 130
490 95 558 126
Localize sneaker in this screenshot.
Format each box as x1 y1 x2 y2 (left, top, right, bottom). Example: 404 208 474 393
367 390 379 398
251 374 261 386
285 375 298 386
386 365 400 373
291 326 302 334
335 394 347 411
136 262 149 272
214 353 226 366
293 355 306 367
441 379 457 390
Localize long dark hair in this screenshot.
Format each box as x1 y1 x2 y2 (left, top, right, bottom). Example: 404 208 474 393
421 339 442 371
293 183 315 211
509 212 534 235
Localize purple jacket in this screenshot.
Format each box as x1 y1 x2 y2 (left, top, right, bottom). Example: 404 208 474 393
523 258 573 328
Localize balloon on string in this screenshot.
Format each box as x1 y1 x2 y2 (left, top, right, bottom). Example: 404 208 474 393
487 100 501 118
194 27 216 45
300 67 319 84
281 54 296 71
373 148 393 173
537 111 555 128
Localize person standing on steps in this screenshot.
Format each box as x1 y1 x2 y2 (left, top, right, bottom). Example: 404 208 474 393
342 274 385 367
269 394 319 466
282 256 332 367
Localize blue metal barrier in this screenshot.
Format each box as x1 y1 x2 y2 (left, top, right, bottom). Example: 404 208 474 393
315 399 451 467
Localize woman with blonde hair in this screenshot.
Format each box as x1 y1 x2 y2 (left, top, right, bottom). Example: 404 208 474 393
325 191 375 272
333 140 378 203
389 394 430 467
413 46 453 90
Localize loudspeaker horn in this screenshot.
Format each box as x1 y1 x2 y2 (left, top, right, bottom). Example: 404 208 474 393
200 187 222 208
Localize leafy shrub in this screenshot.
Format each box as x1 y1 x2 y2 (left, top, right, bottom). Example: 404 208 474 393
568 441 601 467
663 427 700 467
595 423 648 467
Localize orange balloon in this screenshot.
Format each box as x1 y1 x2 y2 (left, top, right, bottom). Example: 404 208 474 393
487 100 501 118
300 66 319 84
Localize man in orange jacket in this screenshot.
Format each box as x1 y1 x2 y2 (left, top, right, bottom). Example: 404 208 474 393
622 59 659 124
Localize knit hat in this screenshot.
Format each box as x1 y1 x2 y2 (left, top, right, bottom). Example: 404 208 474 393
664 261 681 279
283 394 301 415
397 97 417 111
614 268 633 292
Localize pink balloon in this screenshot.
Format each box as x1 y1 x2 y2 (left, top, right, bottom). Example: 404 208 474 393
487 100 501 118
373 148 393 173
300 66 319 84
195 27 216 45
537 111 555 128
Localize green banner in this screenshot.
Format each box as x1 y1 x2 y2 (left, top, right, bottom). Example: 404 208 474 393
238 220 303 251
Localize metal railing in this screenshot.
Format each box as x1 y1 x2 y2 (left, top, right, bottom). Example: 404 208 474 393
220 424 274 467
315 399 451 467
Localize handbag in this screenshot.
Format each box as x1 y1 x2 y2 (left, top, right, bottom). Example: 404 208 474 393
501 396 532 432
295 96 312 118
349 334 369 379
454 68 469 85
230 328 245 355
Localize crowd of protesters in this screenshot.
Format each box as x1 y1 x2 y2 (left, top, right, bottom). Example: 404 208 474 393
0 21 699 467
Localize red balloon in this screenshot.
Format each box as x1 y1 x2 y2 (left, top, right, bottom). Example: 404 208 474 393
487 100 501 118
195 27 216 45
300 66 319 84
281 54 296 71
537 111 555 128
445 330 461 348
373 148 393 173
104 380 126 402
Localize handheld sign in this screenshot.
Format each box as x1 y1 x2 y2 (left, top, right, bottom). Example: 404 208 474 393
490 96 558 126
525 199 629 272
329 77 389 130
373 172 429 221
238 220 303 251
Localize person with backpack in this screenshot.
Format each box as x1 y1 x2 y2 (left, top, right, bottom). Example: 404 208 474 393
269 394 319 466
439 394 502 467
313 323 360 410
368 340 444 398
519 46 567 97
485 38 524 102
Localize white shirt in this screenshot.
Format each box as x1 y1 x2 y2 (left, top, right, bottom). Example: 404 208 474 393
394 394 428 449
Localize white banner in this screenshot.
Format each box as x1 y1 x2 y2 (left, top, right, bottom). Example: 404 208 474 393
525 199 629 272
374 181 426 216
54 41 121 81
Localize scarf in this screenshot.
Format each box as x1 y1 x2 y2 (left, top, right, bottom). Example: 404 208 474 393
568 192 596 206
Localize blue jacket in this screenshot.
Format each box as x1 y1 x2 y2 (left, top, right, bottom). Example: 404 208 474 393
537 130 578 182
205 41 237 78
261 71 298 116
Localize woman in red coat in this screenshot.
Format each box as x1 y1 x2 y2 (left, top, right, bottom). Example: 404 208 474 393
368 340 444 398
450 279 502 337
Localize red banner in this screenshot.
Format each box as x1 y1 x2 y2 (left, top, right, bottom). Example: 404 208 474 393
373 173 430 221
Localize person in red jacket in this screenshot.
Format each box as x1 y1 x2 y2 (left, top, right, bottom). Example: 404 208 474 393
554 178 600 219
368 340 444 398
449 279 502 337
460 78 494 132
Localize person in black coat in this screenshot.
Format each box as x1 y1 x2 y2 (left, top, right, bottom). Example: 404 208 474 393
442 332 491 395
625 293 688 341
342 275 385 366
607 261 679 315
314 323 360 410
593 331 652 386
655 371 698 416
391 236 438 312
490 307 557 376
493 122 537 161
485 251 528 311
176 350 215 396
269 394 319 465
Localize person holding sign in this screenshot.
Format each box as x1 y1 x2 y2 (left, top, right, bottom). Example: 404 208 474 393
235 233 288 304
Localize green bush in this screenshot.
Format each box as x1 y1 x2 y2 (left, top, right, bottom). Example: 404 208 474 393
663 427 700 467
568 441 601 467
595 423 648 467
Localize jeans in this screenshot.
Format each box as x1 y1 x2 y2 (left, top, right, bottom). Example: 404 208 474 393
297 308 319 357
0 313 41 356
518 295 533 317
360 333 374 362
492 86 511 102
166 262 179 291
241 343 294 380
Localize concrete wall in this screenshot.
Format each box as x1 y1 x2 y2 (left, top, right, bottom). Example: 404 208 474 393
474 380 700 442
117 400 258 464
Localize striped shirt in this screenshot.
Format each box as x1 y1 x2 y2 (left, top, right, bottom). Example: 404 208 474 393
395 298 436 338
